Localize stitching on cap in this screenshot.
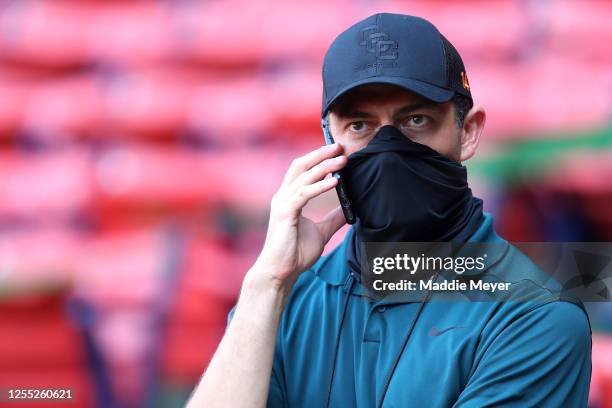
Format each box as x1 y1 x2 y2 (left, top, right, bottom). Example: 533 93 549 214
439 34 450 88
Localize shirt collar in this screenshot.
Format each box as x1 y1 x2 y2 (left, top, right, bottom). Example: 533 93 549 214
314 212 508 290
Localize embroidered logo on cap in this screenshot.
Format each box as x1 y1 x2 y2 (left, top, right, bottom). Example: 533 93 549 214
360 25 398 61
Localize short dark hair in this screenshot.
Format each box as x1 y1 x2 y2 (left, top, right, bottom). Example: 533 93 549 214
452 93 473 129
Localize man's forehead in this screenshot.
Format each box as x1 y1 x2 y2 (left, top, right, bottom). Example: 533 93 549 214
332 84 438 117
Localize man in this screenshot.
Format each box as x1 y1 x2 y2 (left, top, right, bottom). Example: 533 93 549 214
189 13 591 407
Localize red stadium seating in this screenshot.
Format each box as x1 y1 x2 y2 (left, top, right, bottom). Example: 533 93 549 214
469 57 611 139
161 234 258 387
91 145 288 212
0 2 172 68
22 75 102 140
0 68 38 140
71 227 182 405
87 3 171 67
377 0 527 59
178 0 351 67
0 227 79 286
0 2 92 68
0 290 95 407
544 0 612 62
100 68 198 140
0 149 93 220
267 69 323 136
187 77 275 144
591 335 612 408
74 229 171 307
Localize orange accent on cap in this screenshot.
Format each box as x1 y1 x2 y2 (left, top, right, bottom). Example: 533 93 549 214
461 71 470 91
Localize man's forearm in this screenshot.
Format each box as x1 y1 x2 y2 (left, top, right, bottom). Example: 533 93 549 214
187 266 289 408
187 143 346 407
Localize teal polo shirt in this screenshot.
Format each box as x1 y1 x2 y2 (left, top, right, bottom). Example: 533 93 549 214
231 213 592 407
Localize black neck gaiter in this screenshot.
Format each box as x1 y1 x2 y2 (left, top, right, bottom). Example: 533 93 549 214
344 125 484 275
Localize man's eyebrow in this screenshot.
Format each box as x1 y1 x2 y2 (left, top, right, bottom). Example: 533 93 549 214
335 101 443 120
335 109 376 120
393 101 442 117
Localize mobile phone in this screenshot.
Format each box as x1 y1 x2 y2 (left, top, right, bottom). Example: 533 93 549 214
321 117 356 225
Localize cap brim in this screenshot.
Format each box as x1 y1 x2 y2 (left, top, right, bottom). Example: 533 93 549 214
322 76 455 117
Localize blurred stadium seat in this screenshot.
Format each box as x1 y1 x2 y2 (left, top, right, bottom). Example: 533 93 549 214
381 0 527 59
544 0 612 63
0 148 92 220
0 290 96 407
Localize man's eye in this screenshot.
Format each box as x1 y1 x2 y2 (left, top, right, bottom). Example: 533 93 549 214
349 121 367 132
403 115 429 128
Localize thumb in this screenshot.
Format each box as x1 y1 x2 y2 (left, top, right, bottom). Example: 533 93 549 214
317 206 347 244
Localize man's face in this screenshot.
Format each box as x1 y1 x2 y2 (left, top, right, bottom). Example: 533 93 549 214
328 84 468 162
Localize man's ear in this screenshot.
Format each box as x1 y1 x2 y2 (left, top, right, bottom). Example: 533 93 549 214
459 106 486 162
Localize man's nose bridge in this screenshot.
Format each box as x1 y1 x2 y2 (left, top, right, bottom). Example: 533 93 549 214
374 116 400 139
378 116 395 129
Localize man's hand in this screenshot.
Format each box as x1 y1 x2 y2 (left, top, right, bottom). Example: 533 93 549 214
252 143 348 293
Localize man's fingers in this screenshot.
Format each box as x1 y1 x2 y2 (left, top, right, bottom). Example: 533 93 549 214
273 144 345 219
298 155 347 187
290 177 338 210
283 143 342 186
317 206 347 243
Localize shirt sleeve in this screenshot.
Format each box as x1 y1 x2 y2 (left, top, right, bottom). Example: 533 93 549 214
453 301 592 408
226 306 287 407
266 340 286 408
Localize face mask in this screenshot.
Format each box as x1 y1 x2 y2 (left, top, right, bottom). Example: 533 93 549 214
343 125 483 245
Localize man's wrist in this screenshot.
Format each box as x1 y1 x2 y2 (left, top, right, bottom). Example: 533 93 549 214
241 264 293 309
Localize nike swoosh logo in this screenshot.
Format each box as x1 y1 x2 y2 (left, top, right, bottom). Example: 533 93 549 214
429 325 465 337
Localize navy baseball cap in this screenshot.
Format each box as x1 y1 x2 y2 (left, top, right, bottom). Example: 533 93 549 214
321 13 473 117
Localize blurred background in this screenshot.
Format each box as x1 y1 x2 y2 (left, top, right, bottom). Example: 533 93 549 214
0 0 611 407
